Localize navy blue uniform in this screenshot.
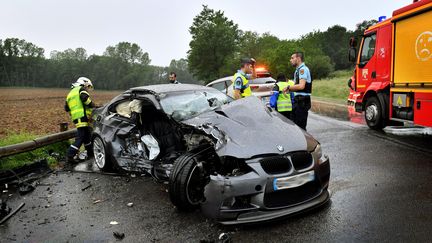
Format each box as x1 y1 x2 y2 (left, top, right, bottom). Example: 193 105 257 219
292 63 312 130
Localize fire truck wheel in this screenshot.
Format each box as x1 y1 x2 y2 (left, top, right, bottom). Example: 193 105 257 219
365 96 384 130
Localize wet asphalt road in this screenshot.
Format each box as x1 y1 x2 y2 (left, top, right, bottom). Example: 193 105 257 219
1 112 432 242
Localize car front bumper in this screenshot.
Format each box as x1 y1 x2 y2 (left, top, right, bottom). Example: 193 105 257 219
201 155 330 225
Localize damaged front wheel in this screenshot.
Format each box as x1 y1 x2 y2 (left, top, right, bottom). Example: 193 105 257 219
169 153 207 211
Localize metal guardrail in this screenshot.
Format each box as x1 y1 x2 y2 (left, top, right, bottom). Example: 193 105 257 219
0 129 77 158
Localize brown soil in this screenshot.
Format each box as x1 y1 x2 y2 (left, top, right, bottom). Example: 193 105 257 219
0 88 121 138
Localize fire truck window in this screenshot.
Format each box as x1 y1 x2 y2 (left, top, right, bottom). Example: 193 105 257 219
360 34 376 64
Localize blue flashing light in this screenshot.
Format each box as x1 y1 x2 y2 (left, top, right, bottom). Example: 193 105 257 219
378 16 387 22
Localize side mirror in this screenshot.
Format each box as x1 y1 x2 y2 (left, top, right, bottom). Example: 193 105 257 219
347 78 355 91
349 37 357 47
348 47 357 63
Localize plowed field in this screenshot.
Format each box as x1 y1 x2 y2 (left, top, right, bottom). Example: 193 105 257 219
0 88 120 138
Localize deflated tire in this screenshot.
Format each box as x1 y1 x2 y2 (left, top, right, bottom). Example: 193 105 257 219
169 152 206 211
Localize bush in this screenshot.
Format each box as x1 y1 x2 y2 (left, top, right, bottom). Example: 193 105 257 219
307 55 334 80
312 70 351 100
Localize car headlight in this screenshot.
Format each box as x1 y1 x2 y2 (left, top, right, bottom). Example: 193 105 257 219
312 144 326 165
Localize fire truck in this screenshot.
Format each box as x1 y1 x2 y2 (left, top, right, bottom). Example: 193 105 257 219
347 0 432 129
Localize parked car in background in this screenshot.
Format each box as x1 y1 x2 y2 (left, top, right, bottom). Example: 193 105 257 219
206 67 276 102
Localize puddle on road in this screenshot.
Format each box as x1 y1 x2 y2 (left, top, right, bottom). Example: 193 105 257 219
384 126 432 136
311 101 365 125
312 100 432 138
73 159 101 173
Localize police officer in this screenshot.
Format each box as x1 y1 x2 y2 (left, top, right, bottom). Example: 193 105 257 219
284 52 312 130
233 58 256 100
65 77 96 163
272 73 295 120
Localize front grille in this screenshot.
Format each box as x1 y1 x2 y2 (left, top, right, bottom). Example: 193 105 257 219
290 152 313 171
260 156 291 174
264 181 320 208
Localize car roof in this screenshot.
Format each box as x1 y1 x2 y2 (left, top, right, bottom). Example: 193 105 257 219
129 84 215 94
207 76 276 86
206 76 233 86
252 77 276 84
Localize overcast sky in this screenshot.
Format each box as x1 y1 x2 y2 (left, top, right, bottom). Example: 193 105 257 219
1 0 410 66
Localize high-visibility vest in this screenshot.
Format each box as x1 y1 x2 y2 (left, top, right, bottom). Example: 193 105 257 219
276 81 294 112
66 87 92 128
232 72 252 98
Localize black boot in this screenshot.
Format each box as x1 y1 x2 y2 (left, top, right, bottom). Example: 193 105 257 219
66 156 80 164
85 145 94 159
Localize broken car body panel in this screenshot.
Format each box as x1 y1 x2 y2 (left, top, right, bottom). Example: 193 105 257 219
183 97 307 158
92 84 330 224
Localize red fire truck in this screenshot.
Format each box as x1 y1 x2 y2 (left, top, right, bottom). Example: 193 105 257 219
347 0 432 129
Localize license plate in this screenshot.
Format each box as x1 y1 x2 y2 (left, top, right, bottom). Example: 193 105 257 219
273 171 315 191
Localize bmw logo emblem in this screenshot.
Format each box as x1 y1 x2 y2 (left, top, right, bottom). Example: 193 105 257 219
277 145 284 152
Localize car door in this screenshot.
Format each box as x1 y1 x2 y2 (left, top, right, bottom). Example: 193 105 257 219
100 97 138 144
99 92 161 135
356 33 377 92
224 79 233 95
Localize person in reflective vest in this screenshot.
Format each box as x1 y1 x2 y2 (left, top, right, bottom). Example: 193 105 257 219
272 73 295 120
283 52 312 130
232 58 256 100
64 77 96 163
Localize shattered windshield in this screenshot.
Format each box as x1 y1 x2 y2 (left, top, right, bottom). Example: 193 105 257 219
160 90 233 121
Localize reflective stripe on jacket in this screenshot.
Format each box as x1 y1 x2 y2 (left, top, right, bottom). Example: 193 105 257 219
233 72 252 98
277 81 294 112
66 87 92 128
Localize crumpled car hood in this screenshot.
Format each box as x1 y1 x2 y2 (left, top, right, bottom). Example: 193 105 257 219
183 96 309 159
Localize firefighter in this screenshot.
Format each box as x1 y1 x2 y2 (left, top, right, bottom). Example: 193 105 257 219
232 58 256 100
284 52 312 130
65 77 96 163
272 73 295 120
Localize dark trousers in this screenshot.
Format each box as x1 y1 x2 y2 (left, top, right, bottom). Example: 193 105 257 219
292 95 311 130
279 111 292 120
67 126 92 158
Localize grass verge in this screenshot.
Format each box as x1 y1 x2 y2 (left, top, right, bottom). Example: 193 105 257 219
0 133 69 171
312 70 352 101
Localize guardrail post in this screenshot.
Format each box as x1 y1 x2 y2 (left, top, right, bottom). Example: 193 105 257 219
59 122 68 132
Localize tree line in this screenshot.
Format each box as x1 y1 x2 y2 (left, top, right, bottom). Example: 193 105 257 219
0 39 199 90
0 5 377 89
188 5 377 83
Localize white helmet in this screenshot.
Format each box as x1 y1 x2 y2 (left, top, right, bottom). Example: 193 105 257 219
72 77 93 90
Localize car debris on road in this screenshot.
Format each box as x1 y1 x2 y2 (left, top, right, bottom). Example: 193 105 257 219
113 231 125 240
0 201 25 225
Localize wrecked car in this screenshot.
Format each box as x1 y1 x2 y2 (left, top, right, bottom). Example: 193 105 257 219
91 84 330 224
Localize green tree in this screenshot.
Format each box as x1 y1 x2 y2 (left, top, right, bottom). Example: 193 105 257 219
298 32 334 79
318 25 352 70
50 48 87 61
167 58 201 84
188 5 240 83
104 42 151 65
0 38 45 86
354 19 379 37
259 40 297 77
238 31 260 60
